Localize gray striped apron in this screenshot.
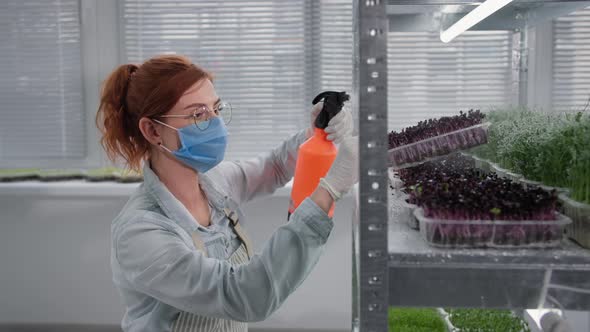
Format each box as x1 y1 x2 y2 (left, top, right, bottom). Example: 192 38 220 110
171 207 254 332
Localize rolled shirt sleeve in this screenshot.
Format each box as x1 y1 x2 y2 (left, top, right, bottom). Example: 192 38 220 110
212 130 309 204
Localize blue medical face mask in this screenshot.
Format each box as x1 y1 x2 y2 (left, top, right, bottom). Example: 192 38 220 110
154 117 228 173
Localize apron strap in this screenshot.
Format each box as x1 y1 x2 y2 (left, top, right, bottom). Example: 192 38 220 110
190 231 208 258
224 207 253 259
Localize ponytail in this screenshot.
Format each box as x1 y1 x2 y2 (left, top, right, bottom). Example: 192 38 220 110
96 64 142 171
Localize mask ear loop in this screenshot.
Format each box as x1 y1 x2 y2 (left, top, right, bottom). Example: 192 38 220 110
153 118 179 131
158 142 174 153
152 119 178 153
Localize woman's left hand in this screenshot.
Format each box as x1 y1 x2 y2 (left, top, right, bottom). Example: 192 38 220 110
309 101 353 144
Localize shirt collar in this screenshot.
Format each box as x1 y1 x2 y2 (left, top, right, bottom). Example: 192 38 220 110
142 163 230 233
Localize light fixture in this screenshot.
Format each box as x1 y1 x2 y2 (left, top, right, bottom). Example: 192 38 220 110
440 0 514 43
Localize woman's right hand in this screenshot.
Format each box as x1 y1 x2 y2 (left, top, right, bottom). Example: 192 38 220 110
319 136 359 201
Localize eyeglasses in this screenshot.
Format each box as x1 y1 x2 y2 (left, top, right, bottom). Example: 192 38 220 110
157 101 232 131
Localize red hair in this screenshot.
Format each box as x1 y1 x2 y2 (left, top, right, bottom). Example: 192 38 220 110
96 55 212 171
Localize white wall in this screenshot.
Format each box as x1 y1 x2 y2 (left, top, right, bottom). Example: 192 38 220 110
0 185 352 331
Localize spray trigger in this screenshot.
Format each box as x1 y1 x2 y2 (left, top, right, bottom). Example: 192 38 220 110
312 91 350 129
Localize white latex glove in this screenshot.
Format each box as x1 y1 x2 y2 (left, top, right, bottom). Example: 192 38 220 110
309 101 353 144
307 102 323 138
319 135 359 201
310 101 322 125
324 107 354 144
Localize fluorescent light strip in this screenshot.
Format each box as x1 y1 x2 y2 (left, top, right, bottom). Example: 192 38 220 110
440 0 514 43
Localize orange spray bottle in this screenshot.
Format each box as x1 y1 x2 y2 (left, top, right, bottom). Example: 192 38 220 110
288 91 350 220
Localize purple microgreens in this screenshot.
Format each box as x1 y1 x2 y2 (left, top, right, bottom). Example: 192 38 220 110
389 110 488 166
397 154 563 246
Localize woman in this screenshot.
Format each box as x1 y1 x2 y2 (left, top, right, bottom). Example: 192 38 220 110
97 54 358 332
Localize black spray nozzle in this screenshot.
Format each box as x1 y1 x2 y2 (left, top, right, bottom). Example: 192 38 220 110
312 91 350 129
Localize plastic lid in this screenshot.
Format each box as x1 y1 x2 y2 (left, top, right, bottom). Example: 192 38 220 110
312 91 350 129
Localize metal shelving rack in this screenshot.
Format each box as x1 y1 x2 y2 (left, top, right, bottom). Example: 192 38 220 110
353 1 590 331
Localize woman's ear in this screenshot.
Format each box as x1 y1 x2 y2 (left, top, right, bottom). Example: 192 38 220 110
138 117 162 146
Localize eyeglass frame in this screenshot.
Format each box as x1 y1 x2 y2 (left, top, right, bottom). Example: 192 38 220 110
154 101 232 131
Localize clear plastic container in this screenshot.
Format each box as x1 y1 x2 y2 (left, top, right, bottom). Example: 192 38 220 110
441 308 531 332
491 163 523 181
402 201 419 230
471 155 492 173
539 184 570 196
414 208 571 249
559 193 590 249
513 177 570 195
518 178 542 189
458 151 477 168
388 170 419 229
388 168 404 191
388 123 490 169
488 166 570 195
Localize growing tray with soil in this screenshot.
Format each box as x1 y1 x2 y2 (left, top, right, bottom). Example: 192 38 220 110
388 308 447 332
388 110 489 169
37 169 86 182
0 169 40 182
398 155 569 248
394 153 484 231
86 167 121 182
117 169 143 183
443 308 531 332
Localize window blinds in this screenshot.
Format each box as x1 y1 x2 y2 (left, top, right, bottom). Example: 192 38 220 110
121 0 308 161
553 6 590 112
0 0 84 163
387 31 514 132
311 2 514 132
315 0 353 93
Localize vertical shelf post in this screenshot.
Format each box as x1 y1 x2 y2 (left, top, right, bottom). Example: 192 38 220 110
353 0 389 331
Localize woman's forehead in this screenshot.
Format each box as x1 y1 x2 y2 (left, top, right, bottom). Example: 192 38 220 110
176 79 218 110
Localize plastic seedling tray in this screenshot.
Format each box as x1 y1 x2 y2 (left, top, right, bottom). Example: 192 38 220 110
86 167 121 182
414 208 571 249
396 192 419 230
402 201 419 230
476 160 492 173
539 184 570 196
489 165 569 195
459 153 493 173
517 178 570 195
559 193 590 249
388 168 404 191
0 169 40 182
468 155 493 173
389 308 448 332
490 163 523 181
518 178 542 189
388 170 419 229
441 308 532 332
389 123 490 170
390 191 418 229
458 152 477 168
117 169 143 183
38 169 86 182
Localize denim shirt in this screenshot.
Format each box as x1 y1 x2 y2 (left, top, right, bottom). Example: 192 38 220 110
110 130 334 332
